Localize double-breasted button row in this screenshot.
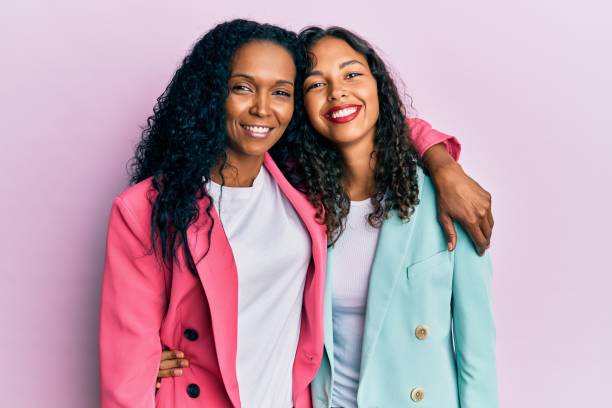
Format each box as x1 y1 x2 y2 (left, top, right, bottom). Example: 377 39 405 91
184 328 200 398
410 387 425 402
415 324 429 340
411 326 428 402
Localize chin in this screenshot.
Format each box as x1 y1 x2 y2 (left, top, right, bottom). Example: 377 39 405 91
241 142 277 157
325 130 364 145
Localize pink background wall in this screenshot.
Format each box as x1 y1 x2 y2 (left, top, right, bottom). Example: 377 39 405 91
2 0 611 406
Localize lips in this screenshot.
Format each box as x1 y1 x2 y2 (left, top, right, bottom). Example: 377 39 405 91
241 124 274 139
323 104 362 124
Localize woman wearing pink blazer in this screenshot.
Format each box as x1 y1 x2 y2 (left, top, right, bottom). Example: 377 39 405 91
99 20 491 408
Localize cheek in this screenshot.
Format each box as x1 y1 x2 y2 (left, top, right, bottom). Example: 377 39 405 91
271 99 294 129
281 102 294 127
225 95 244 122
304 95 322 124
364 84 380 121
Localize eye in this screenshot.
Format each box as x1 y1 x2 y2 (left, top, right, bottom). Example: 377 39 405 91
346 72 362 79
232 84 253 93
273 90 292 97
305 82 325 92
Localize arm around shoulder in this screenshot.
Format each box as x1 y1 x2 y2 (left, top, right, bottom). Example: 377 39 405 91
99 196 167 408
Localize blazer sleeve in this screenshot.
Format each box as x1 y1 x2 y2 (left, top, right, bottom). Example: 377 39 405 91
451 224 498 407
99 196 166 408
407 117 461 161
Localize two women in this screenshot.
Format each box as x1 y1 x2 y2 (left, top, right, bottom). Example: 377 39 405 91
99 19 496 408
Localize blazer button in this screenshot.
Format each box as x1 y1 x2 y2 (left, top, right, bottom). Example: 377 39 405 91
186 383 200 398
415 324 429 340
184 328 199 341
410 387 425 402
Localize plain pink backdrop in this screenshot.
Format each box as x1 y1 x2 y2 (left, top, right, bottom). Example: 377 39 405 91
2 1 611 406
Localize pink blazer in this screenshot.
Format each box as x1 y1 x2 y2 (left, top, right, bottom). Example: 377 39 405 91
99 118 459 408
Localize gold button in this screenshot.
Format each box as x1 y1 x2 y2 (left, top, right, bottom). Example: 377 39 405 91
415 324 429 340
411 387 425 402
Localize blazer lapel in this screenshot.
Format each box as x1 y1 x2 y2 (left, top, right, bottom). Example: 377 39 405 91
188 203 241 407
358 172 425 386
323 245 335 375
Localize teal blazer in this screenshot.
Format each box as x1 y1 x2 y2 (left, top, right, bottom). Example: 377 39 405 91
311 169 498 408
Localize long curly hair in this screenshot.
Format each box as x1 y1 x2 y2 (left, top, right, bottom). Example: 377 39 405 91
129 19 305 276
292 26 420 244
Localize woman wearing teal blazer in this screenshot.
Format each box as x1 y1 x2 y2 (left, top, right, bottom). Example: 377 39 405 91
310 167 496 407
299 27 497 407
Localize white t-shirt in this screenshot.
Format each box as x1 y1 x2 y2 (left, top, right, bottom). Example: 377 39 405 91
330 199 381 408
207 166 311 408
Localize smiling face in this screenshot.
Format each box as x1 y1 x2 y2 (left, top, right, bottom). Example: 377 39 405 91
303 36 379 146
225 40 296 161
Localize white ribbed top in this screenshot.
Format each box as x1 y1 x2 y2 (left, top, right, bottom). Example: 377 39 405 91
331 198 381 408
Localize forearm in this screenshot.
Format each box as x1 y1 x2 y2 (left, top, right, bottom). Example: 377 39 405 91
422 142 460 175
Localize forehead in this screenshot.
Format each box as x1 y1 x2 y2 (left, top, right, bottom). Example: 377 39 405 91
231 41 296 80
308 36 368 69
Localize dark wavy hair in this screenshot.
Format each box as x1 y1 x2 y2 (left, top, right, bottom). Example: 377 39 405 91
129 19 305 276
293 26 420 244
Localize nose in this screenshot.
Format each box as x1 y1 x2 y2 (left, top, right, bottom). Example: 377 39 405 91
249 92 271 117
327 82 348 101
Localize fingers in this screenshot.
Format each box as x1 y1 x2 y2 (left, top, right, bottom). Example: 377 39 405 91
158 367 185 378
160 357 189 370
438 213 457 251
158 349 188 379
467 223 488 256
486 197 495 232
480 192 493 242
480 216 493 251
479 191 493 254
161 349 184 360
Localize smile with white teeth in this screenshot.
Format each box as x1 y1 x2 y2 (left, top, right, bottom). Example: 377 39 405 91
329 107 358 118
241 124 272 135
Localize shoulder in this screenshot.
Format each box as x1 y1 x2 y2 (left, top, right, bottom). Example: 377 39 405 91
264 154 327 236
414 166 437 221
109 177 157 239
265 154 319 213
403 167 448 256
115 177 156 212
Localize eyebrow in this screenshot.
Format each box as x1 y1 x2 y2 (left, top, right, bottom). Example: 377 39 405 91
306 59 365 77
230 73 294 87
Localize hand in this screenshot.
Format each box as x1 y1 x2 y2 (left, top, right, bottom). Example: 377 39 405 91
156 349 189 390
424 144 493 255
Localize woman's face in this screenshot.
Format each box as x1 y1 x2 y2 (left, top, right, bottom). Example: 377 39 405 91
225 41 296 160
303 36 379 146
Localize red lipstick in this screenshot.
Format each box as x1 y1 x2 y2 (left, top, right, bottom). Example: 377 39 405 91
323 104 362 124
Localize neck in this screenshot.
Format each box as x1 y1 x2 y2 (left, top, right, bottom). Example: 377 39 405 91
337 130 377 201
210 151 265 187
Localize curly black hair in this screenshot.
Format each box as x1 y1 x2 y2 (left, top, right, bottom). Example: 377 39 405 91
129 19 305 276
292 26 421 244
